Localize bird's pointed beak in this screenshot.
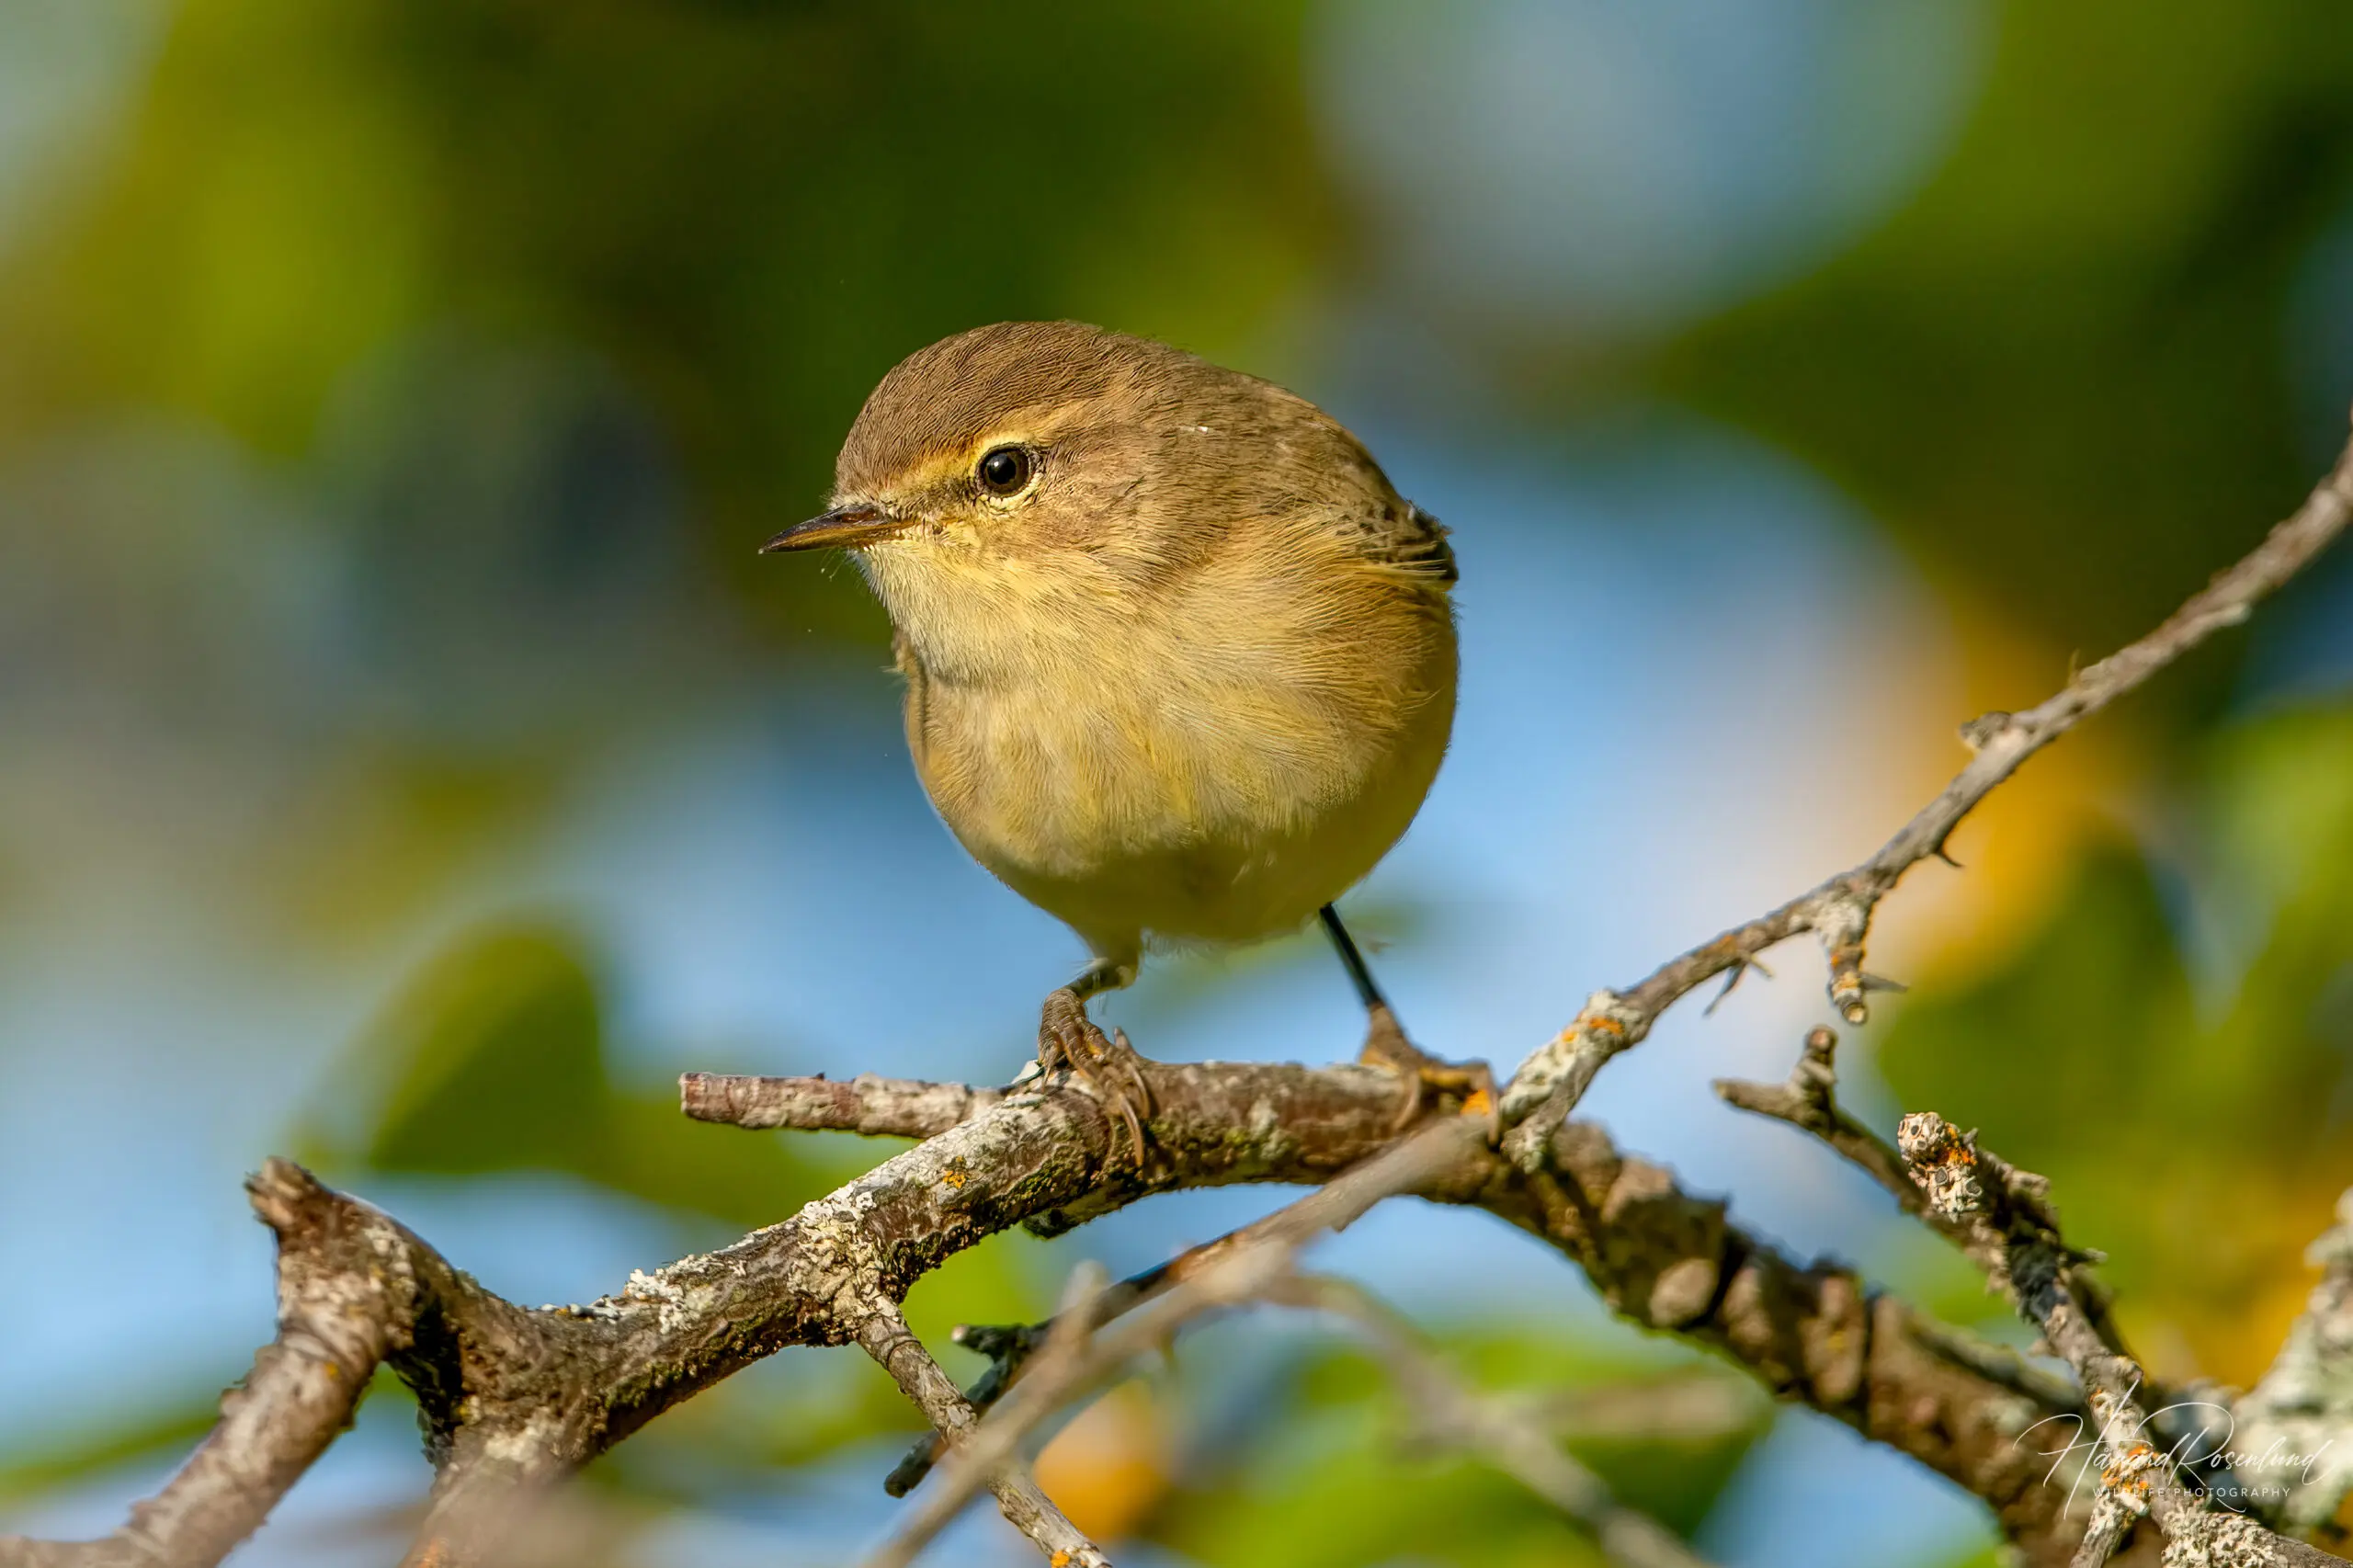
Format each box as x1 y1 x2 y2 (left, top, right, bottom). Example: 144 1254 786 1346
759 502 906 553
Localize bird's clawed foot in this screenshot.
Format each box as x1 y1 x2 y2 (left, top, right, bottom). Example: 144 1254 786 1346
1359 1004 1498 1140
1038 986 1154 1165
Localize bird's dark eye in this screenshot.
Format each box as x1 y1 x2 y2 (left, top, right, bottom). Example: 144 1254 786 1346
976 444 1034 497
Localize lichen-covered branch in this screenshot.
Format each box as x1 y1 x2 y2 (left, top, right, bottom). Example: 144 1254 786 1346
698 1065 2116 1562
1716 1028 2086 1400
0 1166 420 1568
0 1062 1425 1568
864 1120 1483 1568
1500 433 2353 1157
880 1136 1476 1500
1896 1114 2344 1567
681 1070 1005 1137
851 1297 1109 1568
0 1058 2103 1568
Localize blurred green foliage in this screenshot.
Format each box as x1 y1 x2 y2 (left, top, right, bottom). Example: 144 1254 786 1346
295 922 868 1229
1666 0 2353 665
1155 1340 1763 1568
0 0 1332 640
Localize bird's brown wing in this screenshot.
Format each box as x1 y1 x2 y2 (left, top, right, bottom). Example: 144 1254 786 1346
1343 500 1457 586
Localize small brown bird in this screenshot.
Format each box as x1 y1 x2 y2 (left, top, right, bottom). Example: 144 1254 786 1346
763 322 1484 1154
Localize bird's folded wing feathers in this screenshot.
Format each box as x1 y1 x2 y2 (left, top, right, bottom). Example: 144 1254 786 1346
1346 501 1457 585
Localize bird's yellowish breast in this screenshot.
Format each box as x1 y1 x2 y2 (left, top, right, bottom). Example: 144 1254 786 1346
874 517 1456 954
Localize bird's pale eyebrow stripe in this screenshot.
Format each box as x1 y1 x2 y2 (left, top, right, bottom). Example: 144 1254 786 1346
881 434 1043 495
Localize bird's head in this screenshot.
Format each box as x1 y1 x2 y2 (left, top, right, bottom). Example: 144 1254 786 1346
762 322 1392 659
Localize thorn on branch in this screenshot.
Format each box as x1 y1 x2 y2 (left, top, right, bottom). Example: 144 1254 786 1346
952 1322 1051 1361
1701 956 1772 1016
1788 1024 1838 1113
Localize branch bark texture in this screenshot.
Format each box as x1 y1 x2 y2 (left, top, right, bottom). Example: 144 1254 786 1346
1896 1115 2342 1567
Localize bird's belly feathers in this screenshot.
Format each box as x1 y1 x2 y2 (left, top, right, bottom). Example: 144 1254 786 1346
903 593 1455 957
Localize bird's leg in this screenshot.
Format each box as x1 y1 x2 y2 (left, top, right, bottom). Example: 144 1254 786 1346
1036 958 1152 1164
1319 904 1497 1139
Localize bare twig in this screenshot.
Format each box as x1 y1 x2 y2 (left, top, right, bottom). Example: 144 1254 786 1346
1718 1027 2094 1305
1718 1027 2089 1410
1903 1314 2084 1419
888 1227 1262 1496
1500 437 2353 1161
882 1239 1727 1568
861 1120 1481 1568
888 1186 1771 1502
0 1165 413 1568
1896 1114 2345 1567
1715 1027 1941 1230
681 1071 1004 1137
853 1296 1110 1568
